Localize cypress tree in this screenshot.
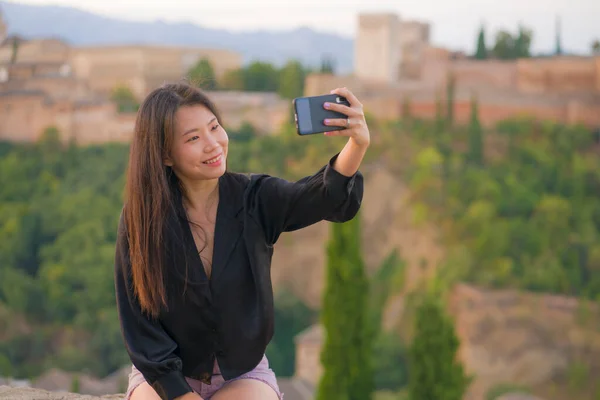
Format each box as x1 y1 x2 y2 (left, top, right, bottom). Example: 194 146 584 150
475 25 488 60
555 16 563 55
408 291 469 400
434 90 445 134
316 214 374 400
434 90 451 182
402 96 412 121
446 71 456 127
467 94 484 166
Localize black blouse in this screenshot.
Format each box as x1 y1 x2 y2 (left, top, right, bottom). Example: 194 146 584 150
114 153 364 400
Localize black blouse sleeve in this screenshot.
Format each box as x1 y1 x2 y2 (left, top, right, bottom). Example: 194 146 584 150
248 152 364 245
114 211 193 400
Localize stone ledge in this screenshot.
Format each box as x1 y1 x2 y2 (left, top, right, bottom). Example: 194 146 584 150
0 386 124 400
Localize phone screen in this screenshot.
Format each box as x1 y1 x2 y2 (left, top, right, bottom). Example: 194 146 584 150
295 98 313 135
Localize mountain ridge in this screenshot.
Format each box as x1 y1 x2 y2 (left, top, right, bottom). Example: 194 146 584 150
0 0 354 73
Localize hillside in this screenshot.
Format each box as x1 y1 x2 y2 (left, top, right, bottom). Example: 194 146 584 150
2 98 600 399
0 0 353 72
272 164 443 310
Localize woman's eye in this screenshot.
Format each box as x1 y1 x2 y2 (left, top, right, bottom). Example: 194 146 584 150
188 136 199 142
211 124 220 131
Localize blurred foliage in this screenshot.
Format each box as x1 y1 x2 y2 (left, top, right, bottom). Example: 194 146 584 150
397 102 600 302
592 39 600 55
473 24 533 59
1 83 599 397
0 120 341 379
316 211 374 400
266 289 316 377
110 85 139 113
408 288 469 400
187 58 218 91
217 59 310 99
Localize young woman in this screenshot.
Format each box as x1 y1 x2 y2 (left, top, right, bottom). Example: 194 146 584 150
114 82 369 400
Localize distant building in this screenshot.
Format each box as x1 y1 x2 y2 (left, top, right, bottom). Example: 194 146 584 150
0 13 292 143
310 12 600 128
69 45 242 100
354 13 430 84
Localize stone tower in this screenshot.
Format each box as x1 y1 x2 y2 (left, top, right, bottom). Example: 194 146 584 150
0 6 7 45
398 20 430 79
354 13 401 84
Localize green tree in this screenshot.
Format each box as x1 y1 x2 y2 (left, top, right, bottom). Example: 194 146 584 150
320 55 336 74
434 91 445 134
475 25 488 60
70 374 80 393
243 61 279 92
434 91 451 182
592 39 600 55
369 251 409 391
266 289 316 377
372 332 408 391
402 97 412 120
0 353 12 377
408 290 469 400
514 25 533 58
492 26 532 59
11 38 20 64
466 95 484 166
229 122 256 142
110 85 139 113
316 214 374 400
446 71 456 126
555 16 563 55
369 251 405 333
278 60 306 99
188 58 217 90
492 30 515 59
220 68 245 91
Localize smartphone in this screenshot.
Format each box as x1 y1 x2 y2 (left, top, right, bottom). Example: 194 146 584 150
293 94 351 136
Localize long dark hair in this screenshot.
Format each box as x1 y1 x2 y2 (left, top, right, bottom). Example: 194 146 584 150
123 81 221 319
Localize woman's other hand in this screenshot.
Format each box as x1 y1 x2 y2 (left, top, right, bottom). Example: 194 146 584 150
322 87 371 149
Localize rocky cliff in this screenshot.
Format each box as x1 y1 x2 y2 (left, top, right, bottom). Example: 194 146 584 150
449 284 600 400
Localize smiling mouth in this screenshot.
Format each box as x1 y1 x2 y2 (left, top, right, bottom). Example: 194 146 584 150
203 154 222 164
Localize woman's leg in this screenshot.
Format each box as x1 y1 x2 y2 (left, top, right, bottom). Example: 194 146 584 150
126 364 204 400
211 379 279 400
129 382 163 400
210 355 282 400
125 364 164 400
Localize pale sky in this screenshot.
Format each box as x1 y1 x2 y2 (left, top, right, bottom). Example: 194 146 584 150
9 0 600 54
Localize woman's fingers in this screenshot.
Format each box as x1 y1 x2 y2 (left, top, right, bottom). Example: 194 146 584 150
323 101 357 116
324 117 350 128
330 87 362 108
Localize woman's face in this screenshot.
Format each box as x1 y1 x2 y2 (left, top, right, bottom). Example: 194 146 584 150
166 104 229 182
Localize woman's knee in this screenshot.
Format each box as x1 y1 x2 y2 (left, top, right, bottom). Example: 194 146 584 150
212 379 280 400
129 382 163 400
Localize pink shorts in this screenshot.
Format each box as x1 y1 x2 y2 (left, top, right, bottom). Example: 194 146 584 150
124 354 283 400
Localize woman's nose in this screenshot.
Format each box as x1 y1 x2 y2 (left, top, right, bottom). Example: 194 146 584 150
204 136 219 152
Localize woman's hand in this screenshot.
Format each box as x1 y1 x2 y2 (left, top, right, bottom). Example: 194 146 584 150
323 87 370 177
322 87 370 149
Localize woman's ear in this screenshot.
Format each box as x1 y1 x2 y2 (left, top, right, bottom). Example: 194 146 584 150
164 156 173 167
